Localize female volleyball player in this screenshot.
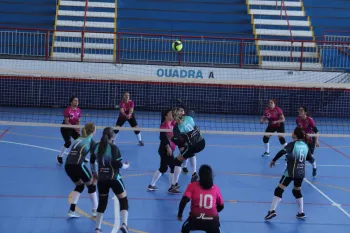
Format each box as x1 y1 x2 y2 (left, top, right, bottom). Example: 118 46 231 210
148 109 180 194
296 106 319 177
177 164 224 233
57 95 82 164
90 127 130 233
170 108 205 193
264 127 315 220
260 99 287 157
114 92 144 146
64 122 98 218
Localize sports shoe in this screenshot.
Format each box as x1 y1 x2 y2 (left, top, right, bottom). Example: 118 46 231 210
147 185 158 191
182 167 189 173
57 155 63 164
92 209 97 217
312 168 317 177
120 223 129 233
94 228 102 233
264 210 277 220
138 141 144 146
67 210 80 218
296 212 306 219
191 172 199 182
168 185 181 194
262 152 270 157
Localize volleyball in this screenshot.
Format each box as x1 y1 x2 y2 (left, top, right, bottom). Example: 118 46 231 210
172 40 183 52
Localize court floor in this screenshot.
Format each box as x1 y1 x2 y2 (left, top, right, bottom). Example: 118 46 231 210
1 112 350 233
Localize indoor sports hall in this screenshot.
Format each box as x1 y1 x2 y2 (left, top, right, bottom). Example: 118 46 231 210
1 0 350 232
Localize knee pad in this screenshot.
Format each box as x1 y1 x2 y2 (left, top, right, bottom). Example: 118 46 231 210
279 137 286 145
114 130 119 134
173 158 182 167
274 186 284 198
169 164 175 173
292 189 302 199
134 130 140 135
64 140 72 148
263 136 269 144
159 166 168 174
87 184 96 193
74 184 84 193
119 196 129 211
97 195 108 213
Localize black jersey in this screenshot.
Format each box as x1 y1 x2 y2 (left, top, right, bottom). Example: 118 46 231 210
90 142 123 181
65 136 95 165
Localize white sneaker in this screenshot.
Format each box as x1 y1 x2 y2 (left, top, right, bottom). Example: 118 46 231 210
92 209 97 217
67 210 80 218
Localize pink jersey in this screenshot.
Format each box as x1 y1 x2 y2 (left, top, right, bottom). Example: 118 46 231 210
296 116 316 134
119 100 134 115
264 106 283 128
160 121 176 151
184 182 224 218
63 107 82 125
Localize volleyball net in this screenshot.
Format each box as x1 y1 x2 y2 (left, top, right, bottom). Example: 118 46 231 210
0 59 350 138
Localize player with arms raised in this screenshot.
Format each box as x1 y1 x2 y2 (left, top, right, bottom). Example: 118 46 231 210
114 92 144 146
296 106 318 177
260 99 287 157
264 127 315 220
177 164 224 233
57 95 82 164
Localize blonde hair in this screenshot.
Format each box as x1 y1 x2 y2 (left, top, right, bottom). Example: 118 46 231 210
81 122 96 137
173 108 184 123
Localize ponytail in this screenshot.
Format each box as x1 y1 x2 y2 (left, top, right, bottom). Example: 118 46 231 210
81 122 96 138
81 127 87 137
97 127 114 159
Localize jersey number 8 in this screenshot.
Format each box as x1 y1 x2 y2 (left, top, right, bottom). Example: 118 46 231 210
199 194 213 209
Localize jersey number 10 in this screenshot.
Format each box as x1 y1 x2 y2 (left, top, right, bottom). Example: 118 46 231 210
199 194 213 209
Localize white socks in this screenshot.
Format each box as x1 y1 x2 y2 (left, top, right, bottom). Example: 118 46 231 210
121 210 128 226
169 173 174 188
182 159 188 168
71 191 80 205
264 143 270 153
59 146 67 157
95 212 103 229
136 133 142 141
173 166 181 185
282 143 287 147
150 170 162 186
89 192 98 210
296 197 304 213
189 157 197 174
311 161 317 169
270 196 281 211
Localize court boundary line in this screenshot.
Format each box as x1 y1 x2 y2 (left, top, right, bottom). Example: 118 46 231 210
304 178 350 219
0 127 10 139
320 139 350 159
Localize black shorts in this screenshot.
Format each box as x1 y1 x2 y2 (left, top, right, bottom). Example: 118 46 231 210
98 178 126 196
307 137 316 155
65 164 92 183
116 114 138 128
181 139 205 159
158 146 175 172
265 122 285 134
61 127 80 147
181 215 220 233
279 174 303 188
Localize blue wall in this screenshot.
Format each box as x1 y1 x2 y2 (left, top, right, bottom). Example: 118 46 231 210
0 75 349 119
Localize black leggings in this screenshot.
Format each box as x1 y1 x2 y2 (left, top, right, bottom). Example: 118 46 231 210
114 114 140 134
181 215 221 233
158 146 175 174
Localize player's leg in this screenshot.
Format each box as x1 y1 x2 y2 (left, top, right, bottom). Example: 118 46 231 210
114 117 127 140
128 114 144 146
171 145 191 192
57 128 73 164
292 178 306 219
262 126 275 157
181 159 189 173
181 216 193 233
189 139 206 182
65 164 84 217
308 137 317 177
148 148 168 191
265 172 293 220
95 181 110 233
277 123 287 147
80 164 98 216
111 176 129 233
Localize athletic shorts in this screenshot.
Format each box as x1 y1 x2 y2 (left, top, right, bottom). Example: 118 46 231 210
181 215 220 233
265 122 285 134
307 136 316 155
65 164 92 183
116 114 138 128
279 174 303 188
181 139 205 159
61 127 80 147
98 177 126 196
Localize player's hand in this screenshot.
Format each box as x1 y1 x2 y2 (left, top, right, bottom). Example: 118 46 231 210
316 141 320 147
92 173 98 184
123 162 130 169
269 161 276 168
167 147 172 156
177 216 182 221
260 119 265 124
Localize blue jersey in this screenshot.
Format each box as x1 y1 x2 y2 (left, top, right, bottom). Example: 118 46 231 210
284 140 311 178
173 116 203 146
65 136 95 165
90 142 123 181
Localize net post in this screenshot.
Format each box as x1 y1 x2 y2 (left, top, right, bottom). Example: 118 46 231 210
81 31 85 62
45 30 49 60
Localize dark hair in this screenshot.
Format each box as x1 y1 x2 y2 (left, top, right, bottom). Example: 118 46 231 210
269 99 277 105
69 95 77 103
161 108 173 123
199 164 214 190
300 106 310 116
293 127 310 143
97 127 114 159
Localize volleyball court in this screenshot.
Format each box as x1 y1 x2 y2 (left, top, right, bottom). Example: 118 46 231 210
1 67 350 233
